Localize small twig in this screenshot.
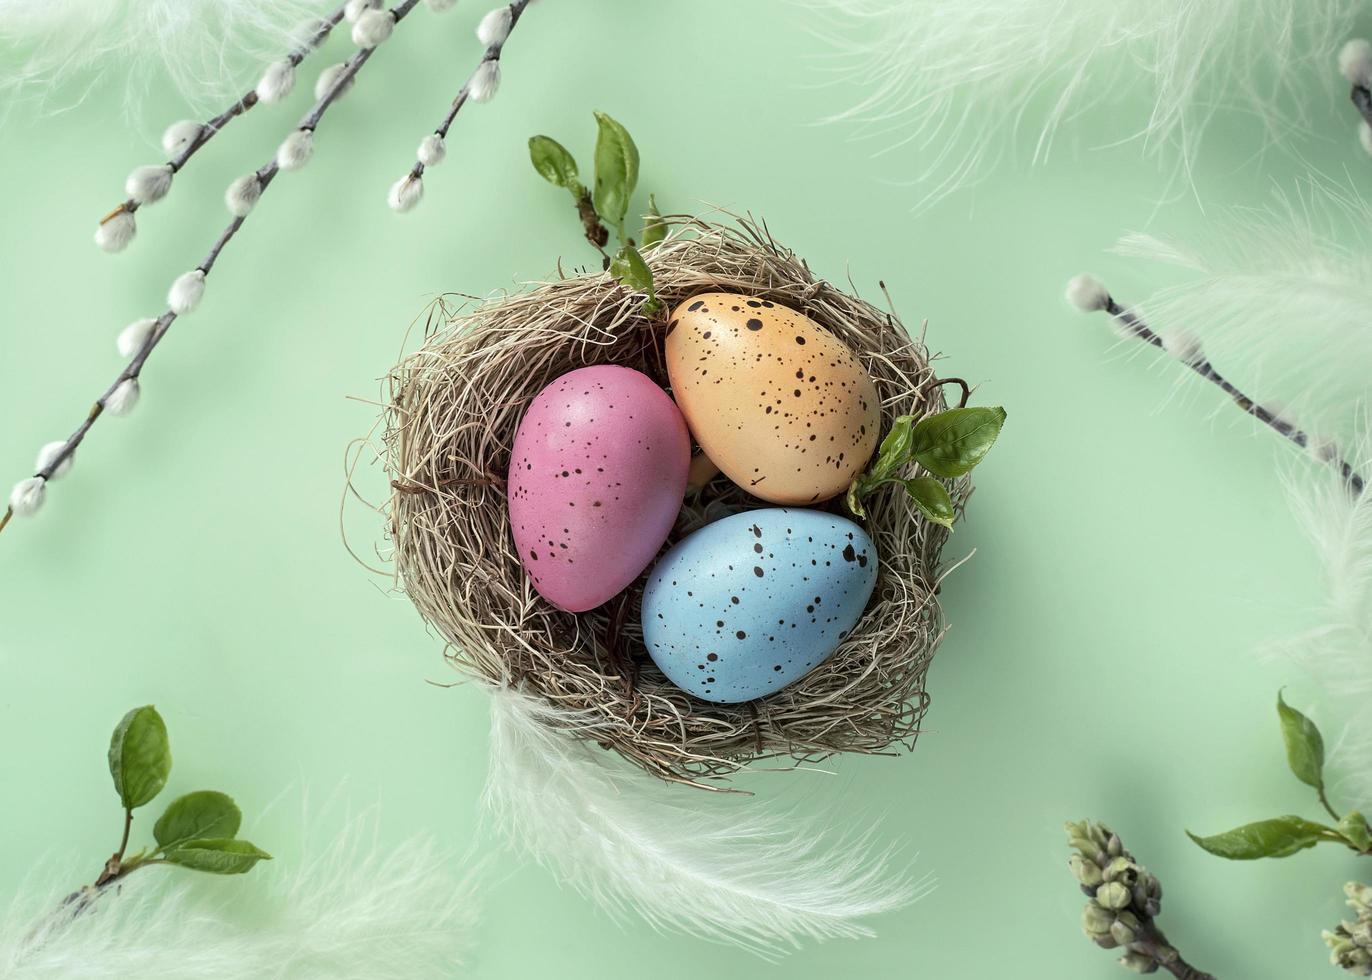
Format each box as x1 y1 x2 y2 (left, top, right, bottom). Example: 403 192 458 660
108 5 347 223
922 376 971 408
406 0 534 186
2 0 426 537
1071 277 1366 497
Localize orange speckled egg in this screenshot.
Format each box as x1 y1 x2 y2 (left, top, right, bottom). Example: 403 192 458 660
664 292 880 505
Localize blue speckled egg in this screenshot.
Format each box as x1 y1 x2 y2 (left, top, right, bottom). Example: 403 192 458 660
641 508 877 703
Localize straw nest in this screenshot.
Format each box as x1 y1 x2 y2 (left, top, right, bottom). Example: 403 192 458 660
382 217 969 788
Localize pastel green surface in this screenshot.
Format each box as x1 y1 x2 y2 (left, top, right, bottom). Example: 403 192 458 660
1 2 1369 977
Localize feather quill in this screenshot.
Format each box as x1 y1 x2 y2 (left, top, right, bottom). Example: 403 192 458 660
806 0 1357 209
1281 433 1372 810
1112 181 1372 449
0 817 479 979
484 685 927 958
0 0 335 112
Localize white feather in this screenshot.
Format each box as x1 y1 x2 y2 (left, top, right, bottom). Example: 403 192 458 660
0 0 335 111
1111 180 1372 447
1280 433 1372 809
807 0 1358 209
484 686 926 958
0 819 480 979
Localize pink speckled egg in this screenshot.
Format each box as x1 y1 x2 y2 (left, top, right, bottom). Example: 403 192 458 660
507 365 690 612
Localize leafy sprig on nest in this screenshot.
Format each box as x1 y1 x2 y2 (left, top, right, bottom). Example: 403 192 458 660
529 112 665 312
846 405 1006 525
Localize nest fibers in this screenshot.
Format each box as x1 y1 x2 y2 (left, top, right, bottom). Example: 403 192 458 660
376 217 960 951
383 217 964 788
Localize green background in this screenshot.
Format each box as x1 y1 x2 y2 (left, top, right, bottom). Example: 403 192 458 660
2 2 1369 976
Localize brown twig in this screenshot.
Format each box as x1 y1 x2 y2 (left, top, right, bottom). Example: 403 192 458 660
1095 291 1365 497
407 0 534 183
2 0 425 537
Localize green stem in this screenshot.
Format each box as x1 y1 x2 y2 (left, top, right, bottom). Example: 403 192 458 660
1319 787 1341 824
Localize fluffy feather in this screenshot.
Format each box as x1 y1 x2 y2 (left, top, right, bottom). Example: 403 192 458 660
1281 433 1372 810
0 0 335 112
0 818 479 979
1111 181 1372 448
484 685 926 959
808 0 1357 209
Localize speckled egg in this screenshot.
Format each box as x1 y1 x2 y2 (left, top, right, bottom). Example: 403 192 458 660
664 292 880 505
508 365 690 612
641 508 877 703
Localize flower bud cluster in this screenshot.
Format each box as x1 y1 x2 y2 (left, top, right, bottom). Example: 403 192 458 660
1067 821 1170 974
1325 882 1372 976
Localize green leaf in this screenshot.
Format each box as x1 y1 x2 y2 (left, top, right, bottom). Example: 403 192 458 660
1276 691 1325 791
846 479 867 519
911 406 1006 478
641 194 667 249
1186 816 1341 860
903 477 955 529
154 791 241 850
528 135 581 193
870 416 915 482
163 838 272 875
1338 812 1371 851
610 244 659 313
592 111 639 236
108 706 171 810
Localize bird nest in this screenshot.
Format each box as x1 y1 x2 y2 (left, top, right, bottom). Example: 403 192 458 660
381 216 969 788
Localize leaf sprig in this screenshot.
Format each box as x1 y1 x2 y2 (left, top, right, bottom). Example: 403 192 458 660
1188 693 1372 861
529 112 664 313
91 705 270 894
846 405 1006 525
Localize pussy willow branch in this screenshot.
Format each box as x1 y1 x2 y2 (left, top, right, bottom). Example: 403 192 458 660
1092 290 1366 497
407 0 533 183
98 4 348 233
0 0 425 538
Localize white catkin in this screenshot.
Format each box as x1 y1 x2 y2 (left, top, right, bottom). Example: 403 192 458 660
425 0 459 10
476 6 512 45
1064 273 1109 312
387 175 424 212
160 119 204 156
314 62 355 101
1359 120 1372 158
116 318 158 358
94 210 136 253
168 270 206 315
34 442 73 480
351 8 394 47
1339 38 1372 86
417 134 446 166
255 59 296 103
8 477 45 517
1160 327 1205 367
468 59 500 102
124 164 173 205
276 129 315 171
105 379 140 417
225 174 263 217
344 0 380 21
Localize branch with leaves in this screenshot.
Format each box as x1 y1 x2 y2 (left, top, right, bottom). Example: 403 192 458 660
845 405 1005 525
3 0 540 538
65 705 269 919
1066 821 1214 979
529 111 666 312
1064 274 1366 497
